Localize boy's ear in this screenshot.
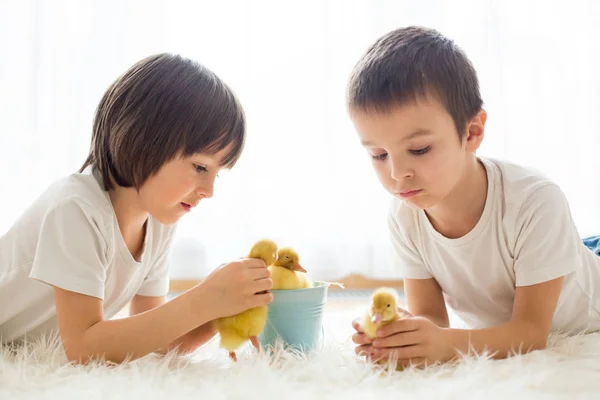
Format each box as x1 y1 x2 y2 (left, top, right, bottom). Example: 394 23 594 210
464 109 487 152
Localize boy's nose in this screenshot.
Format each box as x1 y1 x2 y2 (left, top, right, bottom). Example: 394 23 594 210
390 161 414 181
195 182 214 199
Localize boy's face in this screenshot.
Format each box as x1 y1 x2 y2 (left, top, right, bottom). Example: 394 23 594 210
137 146 230 225
350 98 483 210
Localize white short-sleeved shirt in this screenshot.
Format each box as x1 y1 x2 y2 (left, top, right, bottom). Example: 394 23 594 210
389 157 600 334
0 166 177 343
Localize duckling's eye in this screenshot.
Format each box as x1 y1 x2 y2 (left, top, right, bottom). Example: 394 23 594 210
387 304 390 308
285 256 290 260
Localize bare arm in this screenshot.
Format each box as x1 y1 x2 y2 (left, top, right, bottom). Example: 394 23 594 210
54 285 212 364
439 185 577 359
364 277 564 365
54 258 272 364
129 295 216 355
444 277 564 359
404 278 450 328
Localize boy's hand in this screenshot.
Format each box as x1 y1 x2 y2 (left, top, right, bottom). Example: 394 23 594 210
351 319 372 357
351 306 412 357
197 258 273 320
367 317 454 367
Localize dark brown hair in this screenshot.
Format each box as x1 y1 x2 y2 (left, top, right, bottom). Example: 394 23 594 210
347 26 483 138
80 53 245 190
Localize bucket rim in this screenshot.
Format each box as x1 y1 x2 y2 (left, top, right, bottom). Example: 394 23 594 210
269 280 330 293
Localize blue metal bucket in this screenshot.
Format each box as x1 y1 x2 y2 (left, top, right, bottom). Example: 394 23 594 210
258 281 329 353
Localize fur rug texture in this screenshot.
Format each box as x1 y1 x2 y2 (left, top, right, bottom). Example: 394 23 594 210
2 308 600 399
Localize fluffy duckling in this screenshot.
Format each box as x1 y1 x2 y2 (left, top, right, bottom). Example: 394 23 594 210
362 287 406 370
214 239 277 361
362 287 402 339
268 247 312 289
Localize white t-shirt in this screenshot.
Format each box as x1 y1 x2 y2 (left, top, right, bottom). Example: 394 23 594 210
389 157 600 334
0 166 177 343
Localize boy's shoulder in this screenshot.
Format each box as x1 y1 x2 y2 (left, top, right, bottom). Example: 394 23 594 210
8 167 114 235
41 167 113 215
388 157 568 234
47 168 176 245
481 157 563 208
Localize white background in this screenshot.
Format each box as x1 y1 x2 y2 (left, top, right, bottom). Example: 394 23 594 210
1 0 599 280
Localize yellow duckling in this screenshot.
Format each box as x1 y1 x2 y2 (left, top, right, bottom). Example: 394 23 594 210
362 287 405 369
269 247 312 290
362 287 402 339
214 239 278 361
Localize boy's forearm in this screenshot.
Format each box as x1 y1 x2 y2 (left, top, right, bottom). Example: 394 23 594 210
159 321 217 355
408 310 449 328
75 288 212 364
416 314 449 328
444 320 547 360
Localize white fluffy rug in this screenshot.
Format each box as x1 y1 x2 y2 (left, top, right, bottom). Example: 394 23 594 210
2 309 600 399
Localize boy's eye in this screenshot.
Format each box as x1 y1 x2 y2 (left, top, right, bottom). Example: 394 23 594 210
409 146 431 156
193 164 208 173
371 152 388 161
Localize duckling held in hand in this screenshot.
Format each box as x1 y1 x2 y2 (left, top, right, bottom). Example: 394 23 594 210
362 287 408 370
269 247 312 289
362 287 402 339
214 239 277 361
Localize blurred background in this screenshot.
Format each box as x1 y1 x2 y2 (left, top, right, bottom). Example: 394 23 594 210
1 0 599 282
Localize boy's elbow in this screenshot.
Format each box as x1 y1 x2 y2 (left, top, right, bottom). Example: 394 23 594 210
529 335 548 351
517 321 549 352
61 334 95 364
434 316 450 328
64 343 123 365
522 336 547 352
520 339 546 354
64 346 91 365
532 341 547 351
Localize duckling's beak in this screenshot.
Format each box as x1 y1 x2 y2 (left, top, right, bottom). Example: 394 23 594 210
371 312 383 324
292 263 307 273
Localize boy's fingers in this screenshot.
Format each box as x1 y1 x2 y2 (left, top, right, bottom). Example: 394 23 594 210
251 292 273 307
352 319 364 333
377 317 419 337
254 277 273 293
354 344 371 357
352 332 372 345
371 344 423 360
250 267 270 280
244 258 268 268
373 330 421 348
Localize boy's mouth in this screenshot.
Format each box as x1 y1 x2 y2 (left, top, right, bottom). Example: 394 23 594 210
396 189 422 199
181 202 192 212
